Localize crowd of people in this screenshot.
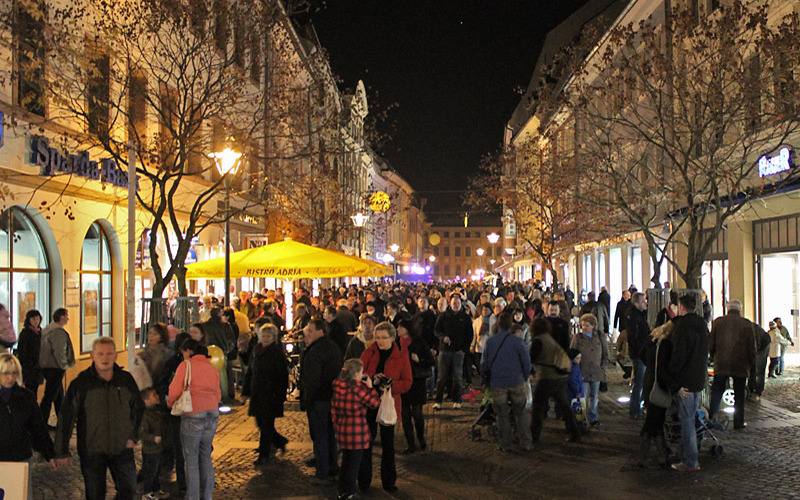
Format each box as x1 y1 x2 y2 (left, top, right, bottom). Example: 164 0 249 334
0 277 795 498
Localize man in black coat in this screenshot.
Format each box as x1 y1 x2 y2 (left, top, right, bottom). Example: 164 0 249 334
323 306 350 355
598 287 611 317
580 292 610 336
545 301 571 352
298 319 343 480
432 295 473 410
667 294 709 472
613 290 631 333
625 292 650 419
747 322 770 402
335 299 359 333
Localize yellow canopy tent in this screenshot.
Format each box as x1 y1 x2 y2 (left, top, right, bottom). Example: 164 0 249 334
185 239 391 279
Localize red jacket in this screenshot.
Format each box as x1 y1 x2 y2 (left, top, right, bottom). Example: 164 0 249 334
360 342 412 418
331 379 381 450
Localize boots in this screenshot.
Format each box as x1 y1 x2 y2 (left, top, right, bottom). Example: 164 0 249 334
637 435 653 468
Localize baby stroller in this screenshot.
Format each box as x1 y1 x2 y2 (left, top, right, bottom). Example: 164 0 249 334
663 406 724 457
468 388 498 441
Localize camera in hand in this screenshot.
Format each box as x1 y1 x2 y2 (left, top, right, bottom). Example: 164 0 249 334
372 374 393 392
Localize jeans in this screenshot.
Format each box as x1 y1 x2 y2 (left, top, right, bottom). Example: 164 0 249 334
256 415 288 456
435 351 465 403
583 381 601 424
181 410 219 500
40 367 65 422
339 449 364 497
359 409 395 490
141 452 162 494
769 357 780 377
492 382 532 450
531 378 580 442
306 400 338 478
629 358 646 417
749 351 768 395
778 352 786 374
163 413 186 489
709 375 746 428
79 448 137 500
426 366 436 398
675 391 701 468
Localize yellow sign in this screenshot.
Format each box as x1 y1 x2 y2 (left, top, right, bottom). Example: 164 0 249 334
369 191 391 213
429 233 441 246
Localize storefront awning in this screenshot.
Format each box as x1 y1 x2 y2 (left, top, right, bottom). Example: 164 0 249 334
185 239 392 279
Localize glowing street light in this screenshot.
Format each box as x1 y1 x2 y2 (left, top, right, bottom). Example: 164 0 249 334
487 232 500 245
429 255 436 262
476 248 485 256
390 243 400 253
210 143 243 308
350 212 369 258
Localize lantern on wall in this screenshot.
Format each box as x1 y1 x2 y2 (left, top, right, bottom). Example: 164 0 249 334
369 191 391 213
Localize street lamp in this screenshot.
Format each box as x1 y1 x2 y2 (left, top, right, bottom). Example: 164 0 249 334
210 145 242 308
350 212 369 258
429 255 435 262
389 243 400 281
487 232 500 268
476 248 485 256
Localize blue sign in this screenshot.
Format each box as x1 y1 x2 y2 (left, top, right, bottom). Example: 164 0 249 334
30 135 137 189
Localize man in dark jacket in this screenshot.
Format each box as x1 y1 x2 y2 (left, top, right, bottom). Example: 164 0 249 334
336 299 359 333
432 295 473 410
580 292 610 336
667 294 709 472
748 322 770 402
708 300 756 429
625 292 650 419
545 302 571 352
323 306 350 355
299 319 343 480
53 337 143 499
598 287 611 317
613 290 631 332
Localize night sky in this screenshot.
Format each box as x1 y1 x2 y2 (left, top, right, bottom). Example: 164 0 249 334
309 1 592 222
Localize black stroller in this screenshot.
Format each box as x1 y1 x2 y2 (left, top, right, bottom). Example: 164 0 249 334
663 406 724 456
468 390 498 441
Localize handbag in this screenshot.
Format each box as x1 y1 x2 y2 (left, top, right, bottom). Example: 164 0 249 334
648 340 673 408
171 359 194 416
376 389 397 426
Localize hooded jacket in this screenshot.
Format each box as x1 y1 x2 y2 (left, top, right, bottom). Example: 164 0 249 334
39 323 75 370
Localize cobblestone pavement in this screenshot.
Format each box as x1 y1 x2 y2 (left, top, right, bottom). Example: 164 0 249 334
30 364 800 499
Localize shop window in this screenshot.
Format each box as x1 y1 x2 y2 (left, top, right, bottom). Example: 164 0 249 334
80 222 112 352
0 207 50 333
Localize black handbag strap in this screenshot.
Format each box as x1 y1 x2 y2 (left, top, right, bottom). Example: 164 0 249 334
488 332 511 373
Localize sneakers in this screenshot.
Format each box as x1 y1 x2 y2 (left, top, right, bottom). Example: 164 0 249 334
432 403 442 410
671 462 701 472
453 402 462 409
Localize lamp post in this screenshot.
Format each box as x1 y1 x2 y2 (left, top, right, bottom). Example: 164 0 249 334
389 243 400 281
350 212 369 258
210 146 242 308
476 247 485 273
487 232 500 272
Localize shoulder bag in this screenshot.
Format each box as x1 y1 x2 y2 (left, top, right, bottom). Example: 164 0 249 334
171 360 194 416
484 333 510 385
648 340 673 408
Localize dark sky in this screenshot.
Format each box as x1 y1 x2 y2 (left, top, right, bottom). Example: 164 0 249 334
309 1 592 222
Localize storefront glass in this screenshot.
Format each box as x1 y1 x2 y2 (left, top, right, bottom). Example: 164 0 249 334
701 259 729 320
0 208 50 332
80 222 112 352
629 246 643 291
760 253 798 335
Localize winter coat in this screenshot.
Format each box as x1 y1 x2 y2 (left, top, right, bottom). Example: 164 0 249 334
140 343 169 386
614 299 630 330
0 385 54 461
55 364 144 458
481 330 531 388
769 328 790 358
326 319 351 355
167 355 221 416
709 311 757 378
471 314 495 353
546 316 572 352
625 307 650 360
299 336 343 411
667 313 709 393
242 342 288 419
572 332 609 383
360 342 413 418
139 406 168 455
331 379 381 450
39 323 75 370
16 326 42 385
642 335 676 404
344 329 375 360
434 307 474 352
203 318 236 357
399 336 434 379
580 300 610 334
414 309 439 354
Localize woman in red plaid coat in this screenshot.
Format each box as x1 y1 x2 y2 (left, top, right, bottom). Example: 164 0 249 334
332 358 381 500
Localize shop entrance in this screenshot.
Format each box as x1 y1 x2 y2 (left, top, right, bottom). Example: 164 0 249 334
760 253 799 343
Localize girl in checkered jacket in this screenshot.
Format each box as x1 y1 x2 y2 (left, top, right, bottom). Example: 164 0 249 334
332 358 381 500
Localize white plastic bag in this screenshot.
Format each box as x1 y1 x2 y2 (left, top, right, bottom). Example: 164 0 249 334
376 389 397 426
171 360 194 416
130 355 153 390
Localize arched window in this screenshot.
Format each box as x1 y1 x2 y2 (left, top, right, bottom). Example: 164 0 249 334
81 222 112 351
0 207 50 333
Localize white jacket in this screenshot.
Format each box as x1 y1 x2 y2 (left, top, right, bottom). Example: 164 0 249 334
769 328 790 358
472 314 496 353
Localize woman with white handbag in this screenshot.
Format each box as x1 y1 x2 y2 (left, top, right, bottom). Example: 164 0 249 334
168 339 221 500
638 321 675 468
358 322 412 493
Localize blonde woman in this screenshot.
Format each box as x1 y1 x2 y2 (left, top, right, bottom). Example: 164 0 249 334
638 321 675 468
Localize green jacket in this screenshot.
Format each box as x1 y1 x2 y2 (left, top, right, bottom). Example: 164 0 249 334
55 364 143 458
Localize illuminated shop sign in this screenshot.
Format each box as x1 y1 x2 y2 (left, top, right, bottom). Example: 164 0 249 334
758 147 792 177
30 135 138 189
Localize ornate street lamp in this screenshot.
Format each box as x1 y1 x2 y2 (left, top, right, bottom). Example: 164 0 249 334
389 243 400 281
350 212 369 258
209 145 242 308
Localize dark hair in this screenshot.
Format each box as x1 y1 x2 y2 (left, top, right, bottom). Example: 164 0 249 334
387 301 400 311
189 322 206 341
309 318 327 335
679 294 697 312
23 309 43 329
497 311 514 331
222 308 236 324
175 332 191 352
53 308 69 323
397 318 418 339
531 317 552 337
360 313 376 325
148 322 169 345
481 303 493 313
180 338 209 357
253 316 271 331
209 307 222 321
325 306 337 317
